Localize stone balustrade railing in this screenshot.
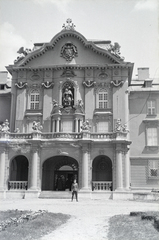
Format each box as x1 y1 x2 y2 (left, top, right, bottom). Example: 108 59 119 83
92 181 112 191
91 133 113 139
41 132 82 139
8 181 28 190
0 131 127 141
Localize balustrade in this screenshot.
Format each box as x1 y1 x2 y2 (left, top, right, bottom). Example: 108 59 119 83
92 181 112 191
91 133 113 139
0 132 121 140
8 181 28 190
9 133 32 139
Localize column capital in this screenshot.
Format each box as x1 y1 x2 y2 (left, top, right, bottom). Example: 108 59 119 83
0 147 6 154
31 146 39 153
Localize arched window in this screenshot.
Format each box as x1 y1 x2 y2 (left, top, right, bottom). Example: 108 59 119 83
98 89 108 109
30 89 40 110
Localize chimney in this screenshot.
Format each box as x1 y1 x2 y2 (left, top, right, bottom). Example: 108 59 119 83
137 68 149 80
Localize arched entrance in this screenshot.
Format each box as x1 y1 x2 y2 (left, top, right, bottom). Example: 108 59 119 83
10 155 29 181
42 156 78 191
9 155 29 190
92 155 112 191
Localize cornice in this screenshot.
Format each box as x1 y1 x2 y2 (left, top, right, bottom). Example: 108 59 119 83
8 30 127 68
6 63 133 74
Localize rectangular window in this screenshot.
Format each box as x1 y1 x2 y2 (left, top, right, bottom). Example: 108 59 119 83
147 128 158 146
148 160 159 178
98 121 108 133
30 90 40 110
98 89 108 109
147 100 156 115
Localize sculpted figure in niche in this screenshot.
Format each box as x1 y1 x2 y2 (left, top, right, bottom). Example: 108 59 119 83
63 87 73 107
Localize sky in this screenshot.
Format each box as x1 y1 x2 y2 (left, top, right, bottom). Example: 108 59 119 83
0 0 158 79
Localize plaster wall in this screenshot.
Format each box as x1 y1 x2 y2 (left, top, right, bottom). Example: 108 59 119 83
0 94 11 123
129 91 159 157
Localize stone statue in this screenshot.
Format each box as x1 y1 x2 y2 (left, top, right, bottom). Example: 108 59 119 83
81 120 91 131
115 119 122 132
0 119 10 133
32 121 43 132
114 119 129 133
14 128 20 133
63 88 73 107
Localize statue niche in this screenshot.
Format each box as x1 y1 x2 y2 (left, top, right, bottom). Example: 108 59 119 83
62 82 74 108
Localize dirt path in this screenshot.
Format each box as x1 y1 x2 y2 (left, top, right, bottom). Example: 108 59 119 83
0 198 158 240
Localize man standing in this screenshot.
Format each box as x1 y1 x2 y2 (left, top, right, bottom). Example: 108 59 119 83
71 179 78 202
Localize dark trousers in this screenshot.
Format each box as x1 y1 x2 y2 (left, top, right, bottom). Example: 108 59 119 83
72 191 78 201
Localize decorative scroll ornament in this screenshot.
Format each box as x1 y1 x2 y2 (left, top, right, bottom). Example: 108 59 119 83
61 42 78 62
83 80 96 88
111 80 124 87
61 69 76 77
41 81 54 89
114 119 129 133
15 82 27 89
98 72 108 80
62 18 76 31
0 119 10 133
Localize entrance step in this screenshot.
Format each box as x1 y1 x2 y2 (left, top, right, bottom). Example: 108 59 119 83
39 191 72 199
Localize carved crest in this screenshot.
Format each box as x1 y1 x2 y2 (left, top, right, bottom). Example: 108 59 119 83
61 42 78 62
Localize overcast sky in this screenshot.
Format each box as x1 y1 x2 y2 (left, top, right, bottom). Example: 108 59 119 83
0 0 158 79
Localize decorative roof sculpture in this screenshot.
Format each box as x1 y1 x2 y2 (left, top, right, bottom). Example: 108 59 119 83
62 18 76 31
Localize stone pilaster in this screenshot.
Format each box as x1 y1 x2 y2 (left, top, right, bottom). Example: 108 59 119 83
29 147 38 190
124 148 130 190
10 71 18 132
81 146 90 190
0 147 5 190
115 145 123 191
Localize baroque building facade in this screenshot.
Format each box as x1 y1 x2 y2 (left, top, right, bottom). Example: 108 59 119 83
0 19 158 199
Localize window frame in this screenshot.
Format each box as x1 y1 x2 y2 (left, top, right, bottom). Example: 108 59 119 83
29 89 40 110
146 127 158 146
147 100 156 116
148 160 159 179
143 120 159 150
96 88 109 109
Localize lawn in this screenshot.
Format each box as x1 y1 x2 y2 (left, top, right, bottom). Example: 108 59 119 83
0 210 71 240
108 212 159 240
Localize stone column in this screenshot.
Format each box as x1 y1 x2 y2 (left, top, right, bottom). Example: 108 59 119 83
56 118 60 132
116 146 123 191
29 148 38 190
10 72 17 132
124 89 130 190
52 119 55 132
75 118 78 132
0 148 5 190
79 119 82 132
81 147 90 190
124 150 130 190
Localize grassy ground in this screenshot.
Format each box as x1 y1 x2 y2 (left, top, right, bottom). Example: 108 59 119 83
0 210 70 240
108 212 159 240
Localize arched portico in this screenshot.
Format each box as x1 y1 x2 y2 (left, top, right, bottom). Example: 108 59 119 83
92 155 112 191
9 155 29 190
42 156 78 191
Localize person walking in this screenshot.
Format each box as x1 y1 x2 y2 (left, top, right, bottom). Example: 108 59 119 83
71 179 78 202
